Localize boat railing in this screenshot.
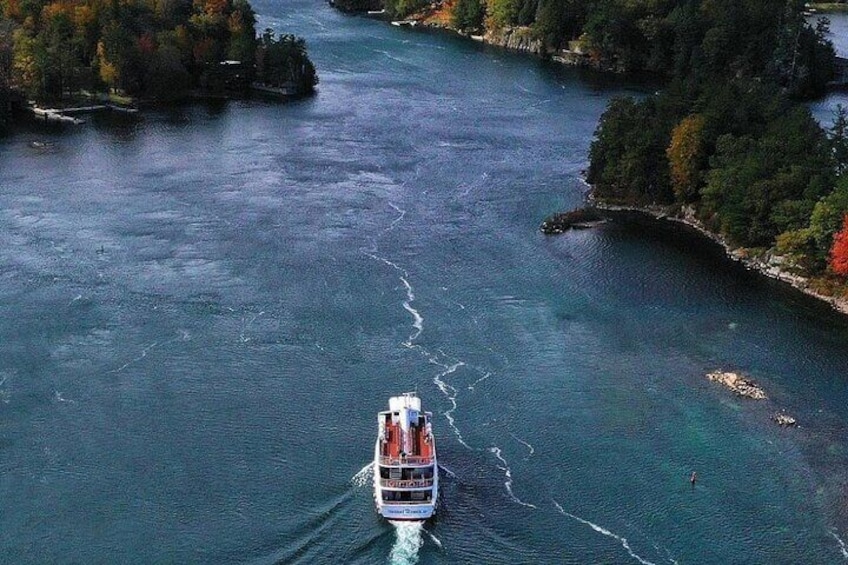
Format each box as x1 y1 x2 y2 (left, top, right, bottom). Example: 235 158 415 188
379 455 433 466
382 500 434 506
380 478 434 489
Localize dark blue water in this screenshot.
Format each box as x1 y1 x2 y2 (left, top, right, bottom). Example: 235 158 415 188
812 12 848 124
2 2 848 563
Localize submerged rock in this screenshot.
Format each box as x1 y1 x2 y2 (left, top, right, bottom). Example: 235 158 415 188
540 207 606 235
772 412 797 426
706 371 767 400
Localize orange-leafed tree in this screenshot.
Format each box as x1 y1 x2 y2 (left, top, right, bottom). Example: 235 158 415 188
830 214 848 276
667 113 707 203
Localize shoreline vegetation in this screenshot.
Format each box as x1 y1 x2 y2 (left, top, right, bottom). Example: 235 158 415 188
335 0 848 318
0 0 318 131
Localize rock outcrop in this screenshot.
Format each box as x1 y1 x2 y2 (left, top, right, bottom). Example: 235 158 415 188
706 371 767 400
482 27 543 55
772 411 797 426
540 207 606 234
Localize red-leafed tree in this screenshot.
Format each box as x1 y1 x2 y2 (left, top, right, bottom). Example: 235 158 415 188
830 215 848 276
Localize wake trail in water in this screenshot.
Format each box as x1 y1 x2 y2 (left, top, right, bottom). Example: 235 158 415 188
108 330 191 375
438 463 457 478
427 530 443 549
388 521 424 565
350 463 373 487
467 371 490 391
510 432 535 457
832 529 848 559
552 500 660 565
239 311 264 343
400 277 423 344
387 203 406 231
431 360 472 449
490 447 536 508
362 203 425 346
365 202 533 511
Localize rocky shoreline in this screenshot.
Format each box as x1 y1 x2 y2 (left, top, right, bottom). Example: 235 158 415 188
589 201 848 316
336 2 603 71
340 2 848 318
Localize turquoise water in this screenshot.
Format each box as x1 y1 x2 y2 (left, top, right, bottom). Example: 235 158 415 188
2 2 848 563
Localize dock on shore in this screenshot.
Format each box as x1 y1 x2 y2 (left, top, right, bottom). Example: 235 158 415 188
31 107 85 124
28 103 139 124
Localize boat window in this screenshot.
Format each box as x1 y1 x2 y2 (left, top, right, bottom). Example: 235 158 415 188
384 491 432 503
402 467 434 480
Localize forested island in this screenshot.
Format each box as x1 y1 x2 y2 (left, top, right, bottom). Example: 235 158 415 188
0 0 318 131
335 0 848 309
584 2 848 308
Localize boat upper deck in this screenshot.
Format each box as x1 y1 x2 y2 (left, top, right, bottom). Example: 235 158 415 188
378 410 434 466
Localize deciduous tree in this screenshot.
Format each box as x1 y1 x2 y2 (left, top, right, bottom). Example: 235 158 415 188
667 113 706 202
830 215 848 276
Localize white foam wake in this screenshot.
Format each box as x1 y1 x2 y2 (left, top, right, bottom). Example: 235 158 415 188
361 247 423 346
431 360 471 449
832 529 848 559
109 331 191 374
350 463 373 488
552 500 658 565
109 340 161 374
387 203 406 232
427 529 443 549
467 371 490 391
490 447 536 508
400 276 423 344
360 204 422 348
54 391 75 404
438 463 457 478
389 521 424 565
239 311 265 343
510 432 535 457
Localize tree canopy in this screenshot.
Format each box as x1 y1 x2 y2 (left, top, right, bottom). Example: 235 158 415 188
584 1 847 280
0 0 316 112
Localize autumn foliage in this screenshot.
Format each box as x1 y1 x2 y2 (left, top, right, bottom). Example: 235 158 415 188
830 215 848 277
667 114 707 203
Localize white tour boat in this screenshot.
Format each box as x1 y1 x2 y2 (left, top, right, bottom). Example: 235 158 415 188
374 392 438 520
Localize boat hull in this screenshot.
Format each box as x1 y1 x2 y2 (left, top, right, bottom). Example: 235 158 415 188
377 503 436 521
374 394 438 521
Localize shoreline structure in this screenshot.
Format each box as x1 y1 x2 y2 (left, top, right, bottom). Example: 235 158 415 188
590 199 848 316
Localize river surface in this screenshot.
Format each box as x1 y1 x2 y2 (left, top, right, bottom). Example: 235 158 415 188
812 12 848 124
3 2 848 563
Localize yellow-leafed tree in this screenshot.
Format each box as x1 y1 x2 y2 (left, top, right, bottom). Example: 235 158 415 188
666 113 707 203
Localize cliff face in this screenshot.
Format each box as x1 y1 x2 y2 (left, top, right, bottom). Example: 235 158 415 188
481 27 543 55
